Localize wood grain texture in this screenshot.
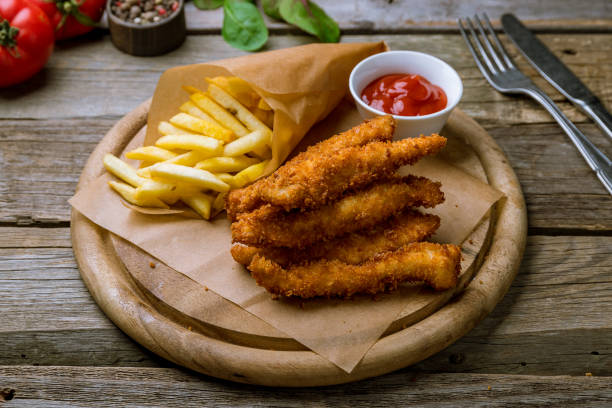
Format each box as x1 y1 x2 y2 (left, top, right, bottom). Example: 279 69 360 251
0 367 610 407
0 246 114 332
1 43 611 227
1 33 610 228
0 330 165 368
489 124 612 230
1 120 609 228
1 34 609 124
1 3 611 400
180 1 612 32
1 230 610 375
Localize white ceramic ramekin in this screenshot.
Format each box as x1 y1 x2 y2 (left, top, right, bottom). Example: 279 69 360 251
349 50 463 139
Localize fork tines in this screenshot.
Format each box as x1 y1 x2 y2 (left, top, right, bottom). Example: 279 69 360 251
458 14 516 79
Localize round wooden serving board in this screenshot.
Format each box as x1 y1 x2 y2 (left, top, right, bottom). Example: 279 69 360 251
71 99 527 387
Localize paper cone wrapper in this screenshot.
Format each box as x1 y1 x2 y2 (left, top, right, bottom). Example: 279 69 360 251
70 44 503 373
146 42 388 173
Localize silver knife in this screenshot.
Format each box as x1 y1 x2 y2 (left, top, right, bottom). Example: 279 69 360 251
501 13 612 141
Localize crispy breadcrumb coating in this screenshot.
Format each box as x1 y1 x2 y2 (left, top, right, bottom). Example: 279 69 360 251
231 210 440 266
231 176 444 249
247 242 462 298
226 115 396 220
259 135 447 211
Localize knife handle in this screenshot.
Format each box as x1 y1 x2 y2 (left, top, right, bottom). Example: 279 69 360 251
580 100 612 142
526 87 612 195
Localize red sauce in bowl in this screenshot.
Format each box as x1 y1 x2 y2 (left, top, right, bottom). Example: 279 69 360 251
360 73 447 116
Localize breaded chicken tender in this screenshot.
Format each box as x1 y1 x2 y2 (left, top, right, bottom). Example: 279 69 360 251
226 115 396 220
231 210 440 266
231 176 444 249
259 135 447 211
247 242 462 298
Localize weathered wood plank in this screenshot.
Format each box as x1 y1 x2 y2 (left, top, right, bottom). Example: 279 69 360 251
0 229 163 367
0 366 610 407
0 330 164 368
0 244 114 331
180 1 612 32
0 228 70 248
3 326 607 376
1 230 610 376
1 34 610 127
489 124 612 230
0 118 110 225
2 118 610 228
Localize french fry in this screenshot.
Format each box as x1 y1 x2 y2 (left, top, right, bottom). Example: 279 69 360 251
135 179 180 204
158 121 200 137
212 191 227 216
156 134 223 155
164 150 213 167
182 193 214 220
195 155 259 173
213 172 237 188
182 85 203 95
169 112 233 142
105 75 279 220
257 98 272 110
179 101 222 126
149 163 230 193
190 92 249 137
233 160 269 188
125 146 177 163
207 84 272 137
108 180 168 208
206 76 260 109
136 166 152 178
157 121 197 136
103 154 147 187
223 130 269 157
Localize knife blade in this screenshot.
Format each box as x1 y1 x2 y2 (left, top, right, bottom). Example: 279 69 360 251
501 13 612 141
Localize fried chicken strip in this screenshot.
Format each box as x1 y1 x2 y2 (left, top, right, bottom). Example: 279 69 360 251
247 242 462 298
231 210 440 266
226 115 396 220
231 176 444 249
259 135 447 211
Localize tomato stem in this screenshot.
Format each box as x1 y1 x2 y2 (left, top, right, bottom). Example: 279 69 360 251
49 0 98 30
0 20 19 48
0 19 21 57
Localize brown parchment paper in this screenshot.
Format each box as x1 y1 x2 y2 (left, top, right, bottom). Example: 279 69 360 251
70 44 503 373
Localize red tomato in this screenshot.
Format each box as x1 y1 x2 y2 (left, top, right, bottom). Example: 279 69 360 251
0 0 54 87
32 0 105 41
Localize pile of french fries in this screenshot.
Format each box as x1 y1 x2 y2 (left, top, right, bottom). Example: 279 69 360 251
103 77 274 220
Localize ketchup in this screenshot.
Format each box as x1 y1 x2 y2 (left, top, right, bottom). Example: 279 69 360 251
361 73 447 116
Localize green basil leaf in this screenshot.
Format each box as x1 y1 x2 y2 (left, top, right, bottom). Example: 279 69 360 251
278 0 340 43
222 0 269 51
193 0 224 10
262 0 282 20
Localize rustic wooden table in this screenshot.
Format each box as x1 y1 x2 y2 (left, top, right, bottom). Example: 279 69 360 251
1 1 611 405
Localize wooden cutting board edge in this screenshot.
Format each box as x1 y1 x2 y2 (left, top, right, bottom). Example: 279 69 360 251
71 99 527 386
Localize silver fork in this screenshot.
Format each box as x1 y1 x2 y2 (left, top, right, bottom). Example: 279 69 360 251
458 14 612 195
